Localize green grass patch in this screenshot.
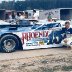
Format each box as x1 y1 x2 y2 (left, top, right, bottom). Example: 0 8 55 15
62 65 72 71
39 67 53 72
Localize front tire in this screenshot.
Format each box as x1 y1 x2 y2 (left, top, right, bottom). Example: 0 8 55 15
0 34 19 53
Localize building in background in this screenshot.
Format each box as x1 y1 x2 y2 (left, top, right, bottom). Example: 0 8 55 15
0 0 72 20
39 8 72 20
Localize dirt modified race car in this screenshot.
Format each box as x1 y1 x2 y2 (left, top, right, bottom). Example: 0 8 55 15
0 20 65 53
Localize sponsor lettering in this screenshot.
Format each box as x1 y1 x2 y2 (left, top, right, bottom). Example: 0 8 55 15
21 30 49 44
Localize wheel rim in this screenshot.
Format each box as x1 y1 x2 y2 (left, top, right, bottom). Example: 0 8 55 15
3 39 16 51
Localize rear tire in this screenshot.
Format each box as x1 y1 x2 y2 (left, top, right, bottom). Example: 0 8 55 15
0 34 19 53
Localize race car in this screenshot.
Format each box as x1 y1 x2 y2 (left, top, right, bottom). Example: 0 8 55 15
0 20 63 53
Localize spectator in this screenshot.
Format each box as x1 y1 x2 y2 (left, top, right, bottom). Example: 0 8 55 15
9 13 12 20
32 10 39 20
5 13 9 20
25 12 28 19
14 12 19 20
19 13 25 20
47 13 52 22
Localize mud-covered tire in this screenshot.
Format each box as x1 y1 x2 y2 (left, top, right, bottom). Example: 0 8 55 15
0 34 19 53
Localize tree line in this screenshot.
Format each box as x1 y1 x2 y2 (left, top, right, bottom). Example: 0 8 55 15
0 0 72 11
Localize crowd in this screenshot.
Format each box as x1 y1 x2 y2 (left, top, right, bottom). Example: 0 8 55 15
5 12 26 21
5 9 39 21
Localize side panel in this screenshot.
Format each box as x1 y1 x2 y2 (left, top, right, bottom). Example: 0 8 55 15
13 29 63 50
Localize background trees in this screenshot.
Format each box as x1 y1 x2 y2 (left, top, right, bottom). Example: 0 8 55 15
0 0 72 11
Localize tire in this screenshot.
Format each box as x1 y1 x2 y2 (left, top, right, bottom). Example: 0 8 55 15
0 34 19 53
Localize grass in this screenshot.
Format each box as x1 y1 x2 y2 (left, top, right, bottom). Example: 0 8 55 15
39 67 53 72
62 65 72 71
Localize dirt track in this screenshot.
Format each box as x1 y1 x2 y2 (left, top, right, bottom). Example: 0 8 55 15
0 48 72 61
0 48 72 72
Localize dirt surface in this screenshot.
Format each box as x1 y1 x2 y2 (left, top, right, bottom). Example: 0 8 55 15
0 48 72 72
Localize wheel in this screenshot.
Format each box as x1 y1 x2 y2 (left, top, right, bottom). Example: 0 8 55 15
0 34 19 53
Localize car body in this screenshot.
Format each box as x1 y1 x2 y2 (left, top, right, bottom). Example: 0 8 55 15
0 20 64 52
